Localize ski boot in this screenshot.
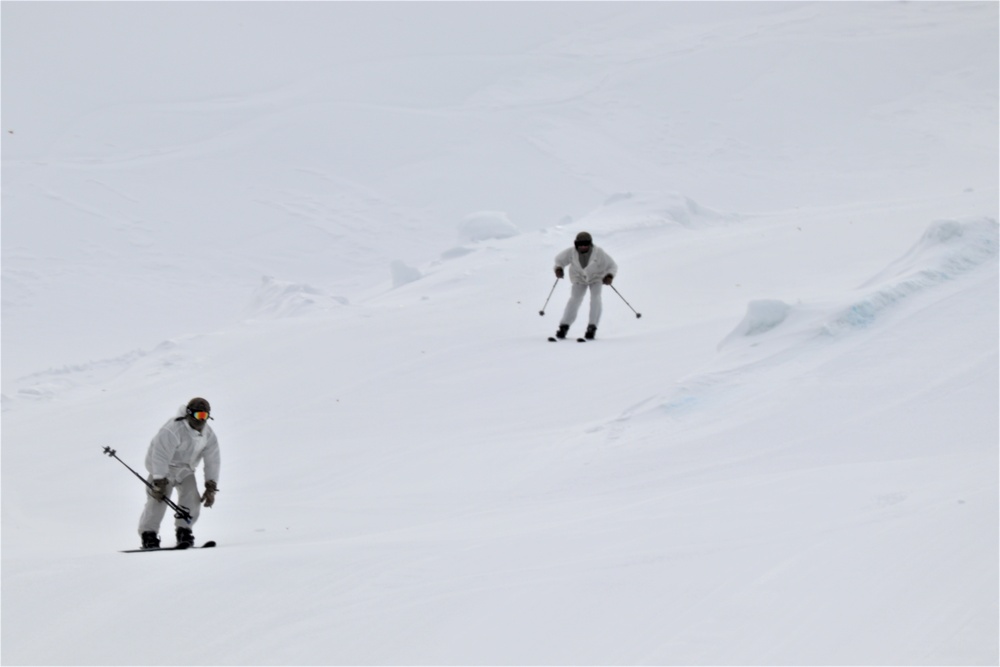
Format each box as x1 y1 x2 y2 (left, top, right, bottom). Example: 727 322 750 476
555 324 569 339
141 531 160 550
585 324 597 340
176 527 195 549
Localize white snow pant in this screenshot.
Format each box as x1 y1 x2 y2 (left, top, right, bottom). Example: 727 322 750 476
560 282 604 328
137 475 201 535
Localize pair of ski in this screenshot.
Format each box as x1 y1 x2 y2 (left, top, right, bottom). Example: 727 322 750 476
121 540 216 553
548 335 593 343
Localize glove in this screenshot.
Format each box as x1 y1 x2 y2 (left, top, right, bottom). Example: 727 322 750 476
603 274 614 285
202 480 218 508
148 478 169 502
554 267 564 279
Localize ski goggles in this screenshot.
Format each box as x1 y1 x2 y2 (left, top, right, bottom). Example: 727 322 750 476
189 409 210 421
575 241 592 249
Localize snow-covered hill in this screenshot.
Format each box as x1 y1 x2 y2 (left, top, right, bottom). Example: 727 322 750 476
2 3 997 665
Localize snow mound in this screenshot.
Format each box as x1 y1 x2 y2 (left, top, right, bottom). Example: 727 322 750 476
439 247 475 260
457 211 519 244
718 299 793 348
391 260 423 288
436 211 520 263
243 276 348 320
576 191 738 237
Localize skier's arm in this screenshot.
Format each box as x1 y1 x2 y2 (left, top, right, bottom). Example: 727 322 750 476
554 248 573 278
603 250 618 279
202 434 221 485
146 428 177 480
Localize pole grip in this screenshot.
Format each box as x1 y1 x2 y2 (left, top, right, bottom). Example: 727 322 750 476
102 447 193 524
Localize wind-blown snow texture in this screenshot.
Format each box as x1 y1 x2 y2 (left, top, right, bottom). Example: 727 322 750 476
2 3 998 665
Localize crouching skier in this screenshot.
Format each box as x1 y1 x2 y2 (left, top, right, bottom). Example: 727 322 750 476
137 397 221 549
552 231 618 340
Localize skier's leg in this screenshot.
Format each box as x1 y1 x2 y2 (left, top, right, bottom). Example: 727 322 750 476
560 283 588 327
588 283 604 326
174 475 202 529
137 477 174 536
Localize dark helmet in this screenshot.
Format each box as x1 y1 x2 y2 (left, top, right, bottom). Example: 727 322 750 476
185 397 212 420
175 397 212 423
574 231 593 248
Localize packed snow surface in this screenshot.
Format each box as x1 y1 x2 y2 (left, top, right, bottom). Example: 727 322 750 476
2 2 997 665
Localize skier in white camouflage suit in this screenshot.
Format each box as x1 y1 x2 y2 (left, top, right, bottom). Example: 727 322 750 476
137 397 221 549
552 231 618 340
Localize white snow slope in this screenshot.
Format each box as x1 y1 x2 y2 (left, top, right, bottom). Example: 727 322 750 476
2 3 998 665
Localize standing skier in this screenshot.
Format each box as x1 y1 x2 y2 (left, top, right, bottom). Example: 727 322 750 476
552 231 618 340
137 397 220 549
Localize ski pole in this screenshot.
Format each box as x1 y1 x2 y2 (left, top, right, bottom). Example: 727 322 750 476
609 284 642 318
102 447 192 524
538 277 560 316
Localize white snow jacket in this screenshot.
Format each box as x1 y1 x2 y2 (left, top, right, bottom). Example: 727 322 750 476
144 406 221 485
554 245 618 285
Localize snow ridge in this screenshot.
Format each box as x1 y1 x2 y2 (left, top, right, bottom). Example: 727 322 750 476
827 217 998 335
4 340 190 406
243 275 349 320
578 191 739 237
624 218 998 425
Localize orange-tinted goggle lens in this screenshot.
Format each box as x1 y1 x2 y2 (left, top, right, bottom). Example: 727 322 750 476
192 411 209 421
